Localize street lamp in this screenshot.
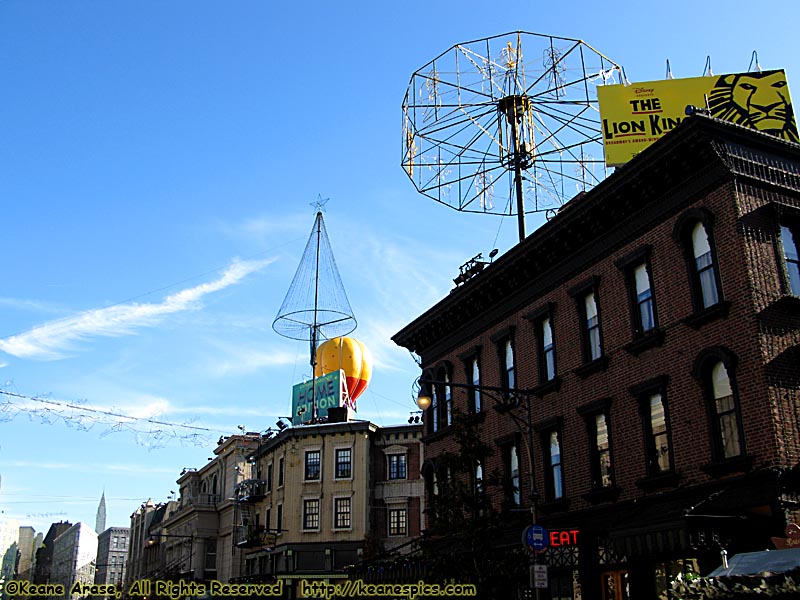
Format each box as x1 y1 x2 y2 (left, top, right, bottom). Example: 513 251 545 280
415 392 432 411
415 376 543 597
147 533 195 580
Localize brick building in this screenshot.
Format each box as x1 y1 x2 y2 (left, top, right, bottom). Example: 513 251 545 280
393 115 800 600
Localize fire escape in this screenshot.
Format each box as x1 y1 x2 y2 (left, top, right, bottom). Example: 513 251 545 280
232 475 274 549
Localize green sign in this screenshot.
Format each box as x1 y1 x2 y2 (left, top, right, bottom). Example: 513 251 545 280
291 370 344 424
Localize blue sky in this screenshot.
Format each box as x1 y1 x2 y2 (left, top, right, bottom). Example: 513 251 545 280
1 0 798 533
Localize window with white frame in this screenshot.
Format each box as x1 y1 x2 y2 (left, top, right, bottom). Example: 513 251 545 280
388 453 407 480
305 450 321 480
303 498 320 530
335 448 352 479
388 508 407 536
334 497 351 529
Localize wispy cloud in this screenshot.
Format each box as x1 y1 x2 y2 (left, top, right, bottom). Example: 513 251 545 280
0 297 66 314
0 258 272 360
5 459 175 474
337 231 460 373
206 342 298 377
223 214 309 240
120 396 171 420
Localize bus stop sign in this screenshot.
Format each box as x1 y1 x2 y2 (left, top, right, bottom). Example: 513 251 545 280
523 524 549 553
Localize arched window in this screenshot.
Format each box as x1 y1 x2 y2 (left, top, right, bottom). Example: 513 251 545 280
419 372 436 434
491 327 518 405
470 356 481 413
673 209 724 317
443 371 452 427
710 361 742 459
693 347 745 464
430 365 452 431
549 431 563 500
779 224 800 295
692 222 720 308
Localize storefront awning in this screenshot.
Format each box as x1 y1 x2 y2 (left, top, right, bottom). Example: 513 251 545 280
708 548 800 576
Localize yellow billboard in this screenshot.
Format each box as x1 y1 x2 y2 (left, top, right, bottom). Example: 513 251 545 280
598 69 798 166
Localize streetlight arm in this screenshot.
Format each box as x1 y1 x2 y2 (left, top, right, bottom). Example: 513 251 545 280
415 377 539 514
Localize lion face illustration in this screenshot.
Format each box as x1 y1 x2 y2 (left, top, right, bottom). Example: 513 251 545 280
708 70 799 143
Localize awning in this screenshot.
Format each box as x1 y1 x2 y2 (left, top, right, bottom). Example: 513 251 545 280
708 548 800 576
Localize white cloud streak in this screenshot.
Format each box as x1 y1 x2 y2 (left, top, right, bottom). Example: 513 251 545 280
0 258 271 360
206 343 298 377
5 460 176 474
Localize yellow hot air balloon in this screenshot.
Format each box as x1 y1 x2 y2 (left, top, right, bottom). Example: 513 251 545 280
314 337 373 405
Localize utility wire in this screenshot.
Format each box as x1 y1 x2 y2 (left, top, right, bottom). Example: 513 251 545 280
0 389 228 434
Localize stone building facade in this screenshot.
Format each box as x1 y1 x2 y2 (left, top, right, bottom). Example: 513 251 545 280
232 420 424 597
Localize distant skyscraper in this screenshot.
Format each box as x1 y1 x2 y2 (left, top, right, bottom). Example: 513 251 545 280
95 491 107 534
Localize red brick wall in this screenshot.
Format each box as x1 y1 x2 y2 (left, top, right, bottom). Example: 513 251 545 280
419 178 800 517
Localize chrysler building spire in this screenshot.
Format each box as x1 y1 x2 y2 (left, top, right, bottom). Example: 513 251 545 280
95 491 106 533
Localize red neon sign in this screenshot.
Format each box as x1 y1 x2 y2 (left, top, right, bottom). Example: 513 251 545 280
549 529 579 547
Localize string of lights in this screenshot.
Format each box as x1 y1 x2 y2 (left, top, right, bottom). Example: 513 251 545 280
0 389 230 449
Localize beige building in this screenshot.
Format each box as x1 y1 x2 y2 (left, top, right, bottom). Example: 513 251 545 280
154 433 262 582
16 527 42 581
125 499 177 587
126 421 424 596
232 419 423 595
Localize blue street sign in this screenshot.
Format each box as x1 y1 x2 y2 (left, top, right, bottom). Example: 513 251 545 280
523 524 549 553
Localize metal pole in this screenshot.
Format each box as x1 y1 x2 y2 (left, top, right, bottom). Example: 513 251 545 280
310 212 322 423
525 391 541 600
509 120 527 242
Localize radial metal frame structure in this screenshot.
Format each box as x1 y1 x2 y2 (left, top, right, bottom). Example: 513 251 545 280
402 31 623 241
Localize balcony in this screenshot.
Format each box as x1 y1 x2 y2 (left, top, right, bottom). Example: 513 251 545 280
234 479 268 503
234 525 277 549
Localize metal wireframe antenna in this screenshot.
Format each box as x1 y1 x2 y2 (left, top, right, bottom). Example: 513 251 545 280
402 31 623 241
273 209 356 389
